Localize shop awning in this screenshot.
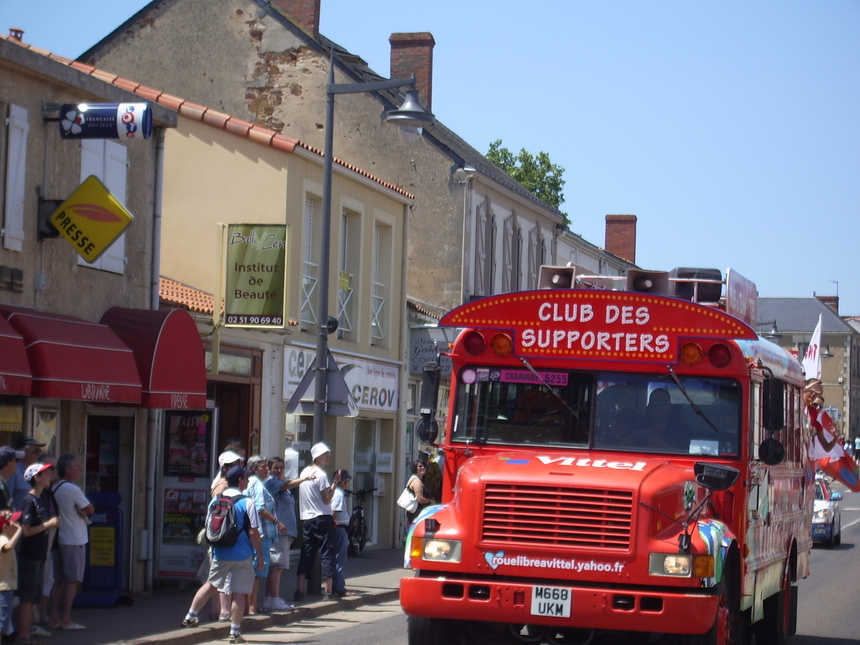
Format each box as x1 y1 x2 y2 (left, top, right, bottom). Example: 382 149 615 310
0 306 141 403
0 312 32 396
99 307 207 410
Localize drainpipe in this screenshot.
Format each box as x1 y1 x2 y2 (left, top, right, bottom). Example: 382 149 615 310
144 127 166 590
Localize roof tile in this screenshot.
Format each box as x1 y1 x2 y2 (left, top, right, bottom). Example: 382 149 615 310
223 119 251 138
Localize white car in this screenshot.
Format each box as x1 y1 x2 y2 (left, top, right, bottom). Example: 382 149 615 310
812 476 842 547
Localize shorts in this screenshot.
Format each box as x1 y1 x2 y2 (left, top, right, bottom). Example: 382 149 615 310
53 544 86 583
254 538 273 578
17 559 45 604
269 536 294 570
208 557 254 595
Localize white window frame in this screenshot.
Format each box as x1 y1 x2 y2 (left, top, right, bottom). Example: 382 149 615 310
78 140 127 273
3 104 29 252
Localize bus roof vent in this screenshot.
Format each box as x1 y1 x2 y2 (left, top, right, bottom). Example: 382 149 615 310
669 268 723 303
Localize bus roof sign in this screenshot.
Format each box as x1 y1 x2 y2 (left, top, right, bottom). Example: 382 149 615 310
440 289 758 363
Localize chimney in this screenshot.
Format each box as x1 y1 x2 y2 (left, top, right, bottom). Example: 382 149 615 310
389 32 435 112
816 295 839 315
605 214 637 264
270 0 320 38
8 28 23 41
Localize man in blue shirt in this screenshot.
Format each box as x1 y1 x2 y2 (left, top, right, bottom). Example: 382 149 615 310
8 437 45 510
181 466 263 644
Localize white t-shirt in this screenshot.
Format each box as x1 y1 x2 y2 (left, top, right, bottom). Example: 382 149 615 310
298 465 332 521
331 487 349 526
53 479 92 546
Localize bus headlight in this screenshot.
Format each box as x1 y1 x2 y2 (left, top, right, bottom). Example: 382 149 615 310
422 539 462 563
649 554 714 578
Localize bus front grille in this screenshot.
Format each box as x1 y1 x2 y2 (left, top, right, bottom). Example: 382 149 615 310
481 483 633 550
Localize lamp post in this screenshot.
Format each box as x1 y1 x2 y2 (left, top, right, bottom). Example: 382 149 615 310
312 64 434 445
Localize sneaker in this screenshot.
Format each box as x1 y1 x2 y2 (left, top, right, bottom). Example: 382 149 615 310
322 592 336 601
261 598 272 612
218 614 231 622
269 597 294 611
31 626 52 637
181 616 199 628
293 590 304 602
228 634 246 644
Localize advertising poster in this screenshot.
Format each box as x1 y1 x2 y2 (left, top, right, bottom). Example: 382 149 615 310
162 488 208 545
224 224 288 328
163 411 212 477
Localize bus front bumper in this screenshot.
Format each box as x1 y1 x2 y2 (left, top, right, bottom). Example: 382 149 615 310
400 575 718 634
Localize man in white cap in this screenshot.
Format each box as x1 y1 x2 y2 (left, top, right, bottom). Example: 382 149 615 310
294 443 341 601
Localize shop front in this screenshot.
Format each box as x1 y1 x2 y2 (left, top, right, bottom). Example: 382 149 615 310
283 343 401 548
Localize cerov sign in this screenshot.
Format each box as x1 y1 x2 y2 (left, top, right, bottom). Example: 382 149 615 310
224 224 287 328
49 176 133 262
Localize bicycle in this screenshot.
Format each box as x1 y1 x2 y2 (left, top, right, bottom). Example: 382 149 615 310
345 487 376 556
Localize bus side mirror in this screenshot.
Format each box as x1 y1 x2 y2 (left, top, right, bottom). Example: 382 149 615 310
417 362 440 445
694 462 740 491
758 438 785 466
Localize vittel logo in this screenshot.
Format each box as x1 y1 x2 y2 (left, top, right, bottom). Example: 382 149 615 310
537 456 647 471
81 383 111 401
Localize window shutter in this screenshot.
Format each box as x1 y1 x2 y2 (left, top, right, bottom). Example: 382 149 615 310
99 141 128 273
3 105 29 252
78 140 127 273
303 197 314 264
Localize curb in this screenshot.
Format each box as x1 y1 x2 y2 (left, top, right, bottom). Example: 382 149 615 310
123 587 400 645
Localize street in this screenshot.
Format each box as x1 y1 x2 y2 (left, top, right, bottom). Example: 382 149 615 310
185 483 860 645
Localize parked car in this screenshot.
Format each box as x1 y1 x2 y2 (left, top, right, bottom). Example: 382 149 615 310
812 475 842 547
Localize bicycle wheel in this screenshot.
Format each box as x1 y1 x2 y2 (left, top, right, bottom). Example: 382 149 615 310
348 513 360 557
356 516 368 555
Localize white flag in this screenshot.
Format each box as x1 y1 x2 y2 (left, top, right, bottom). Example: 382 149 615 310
802 314 822 380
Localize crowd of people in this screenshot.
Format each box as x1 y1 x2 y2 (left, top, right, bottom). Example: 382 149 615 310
0 437 94 645
181 441 355 644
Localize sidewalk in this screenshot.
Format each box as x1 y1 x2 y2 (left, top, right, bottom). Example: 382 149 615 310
41 548 406 645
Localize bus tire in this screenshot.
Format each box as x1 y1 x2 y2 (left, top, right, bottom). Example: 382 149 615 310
683 560 749 645
407 616 450 645
755 569 795 645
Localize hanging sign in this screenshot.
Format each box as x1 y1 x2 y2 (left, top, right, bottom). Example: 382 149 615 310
224 224 288 328
59 103 152 140
49 176 134 262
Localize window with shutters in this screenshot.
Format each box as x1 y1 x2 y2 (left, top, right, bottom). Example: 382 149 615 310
3 104 28 252
371 222 392 346
300 196 320 330
473 203 496 297
337 208 361 341
78 140 127 273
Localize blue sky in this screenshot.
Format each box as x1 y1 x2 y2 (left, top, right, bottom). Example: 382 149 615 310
4 1 859 319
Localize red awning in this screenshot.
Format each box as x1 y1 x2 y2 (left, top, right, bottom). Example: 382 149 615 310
0 306 141 403
0 312 32 396
99 307 207 410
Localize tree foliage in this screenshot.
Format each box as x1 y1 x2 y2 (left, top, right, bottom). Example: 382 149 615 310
486 139 568 225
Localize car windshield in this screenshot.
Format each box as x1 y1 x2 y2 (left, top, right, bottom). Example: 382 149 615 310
815 481 825 500
450 367 741 457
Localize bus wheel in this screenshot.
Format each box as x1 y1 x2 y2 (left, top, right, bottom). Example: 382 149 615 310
755 569 795 645
407 616 450 645
683 571 748 645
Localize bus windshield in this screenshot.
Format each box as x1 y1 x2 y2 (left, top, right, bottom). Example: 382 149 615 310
450 367 741 457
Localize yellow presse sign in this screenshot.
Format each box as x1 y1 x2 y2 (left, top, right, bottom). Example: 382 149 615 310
50 175 133 262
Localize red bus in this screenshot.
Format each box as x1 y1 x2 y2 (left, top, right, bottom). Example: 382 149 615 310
401 267 812 645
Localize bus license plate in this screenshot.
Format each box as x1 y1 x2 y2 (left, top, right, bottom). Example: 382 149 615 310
531 586 571 618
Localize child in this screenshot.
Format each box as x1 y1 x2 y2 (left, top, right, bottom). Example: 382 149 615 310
0 511 22 644
18 463 59 645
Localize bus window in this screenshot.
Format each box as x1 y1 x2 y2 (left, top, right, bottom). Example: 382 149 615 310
594 373 741 457
451 367 592 447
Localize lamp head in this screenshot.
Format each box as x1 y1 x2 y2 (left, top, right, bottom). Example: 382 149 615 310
383 88 434 141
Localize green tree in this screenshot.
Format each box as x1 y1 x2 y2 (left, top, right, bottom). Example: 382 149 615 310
486 140 568 225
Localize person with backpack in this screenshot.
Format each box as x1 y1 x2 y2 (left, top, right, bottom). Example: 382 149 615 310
181 465 263 644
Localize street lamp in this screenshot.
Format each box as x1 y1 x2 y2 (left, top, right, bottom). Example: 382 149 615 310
312 64 434 444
